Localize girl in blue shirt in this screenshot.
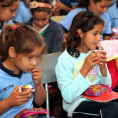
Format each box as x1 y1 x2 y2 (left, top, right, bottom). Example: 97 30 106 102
0 24 47 117
60 0 112 40
0 0 20 32
56 10 118 118
107 0 118 28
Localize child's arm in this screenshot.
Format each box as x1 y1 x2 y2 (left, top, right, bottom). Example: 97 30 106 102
0 87 30 115
97 51 112 86
55 52 98 103
31 66 46 106
53 0 61 16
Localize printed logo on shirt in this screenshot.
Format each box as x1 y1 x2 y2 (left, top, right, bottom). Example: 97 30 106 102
0 84 14 93
73 58 99 84
73 59 84 79
87 66 99 84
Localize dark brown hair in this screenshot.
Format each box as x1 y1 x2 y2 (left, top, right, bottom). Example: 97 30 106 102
0 24 47 63
62 10 104 58
78 0 112 8
30 0 52 14
0 0 19 7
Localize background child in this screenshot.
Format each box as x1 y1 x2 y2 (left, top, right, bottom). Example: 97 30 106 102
23 0 63 53
0 0 20 32
55 10 118 118
60 0 112 40
13 0 62 23
0 24 47 117
13 0 32 23
107 0 118 28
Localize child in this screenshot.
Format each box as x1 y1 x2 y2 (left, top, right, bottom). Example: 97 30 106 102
0 0 20 32
55 10 118 118
0 24 47 117
107 0 118 28
60 0 112 40
23 0 63 53
13 0 32 23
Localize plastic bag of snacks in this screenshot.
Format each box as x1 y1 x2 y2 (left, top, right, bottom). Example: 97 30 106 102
83 84 112 97
14 107 54 118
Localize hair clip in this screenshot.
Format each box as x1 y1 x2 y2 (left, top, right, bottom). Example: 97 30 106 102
78 10 95 29
12 25 17 30
29 1 52 9
85 10 95 18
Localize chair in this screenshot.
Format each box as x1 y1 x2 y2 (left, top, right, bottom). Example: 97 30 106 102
38 52 62 117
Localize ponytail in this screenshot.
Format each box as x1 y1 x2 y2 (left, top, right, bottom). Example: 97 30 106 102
0 24 47 62
0 24 14 60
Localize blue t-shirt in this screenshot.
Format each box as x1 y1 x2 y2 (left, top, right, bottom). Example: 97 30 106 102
60 8 112 40
0 61 35 118
107 3 118 28
13 0 32 23
0 20 14 33
109 0 116 7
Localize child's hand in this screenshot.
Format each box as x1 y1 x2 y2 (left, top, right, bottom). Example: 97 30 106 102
53 0 61 16
80 53 98 77
31 66 42 85
97 50 107 68
7 86 31 107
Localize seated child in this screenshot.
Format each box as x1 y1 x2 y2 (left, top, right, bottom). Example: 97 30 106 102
0 0 20 32
0 24 47 117
23 0 63 53
55 10 118 118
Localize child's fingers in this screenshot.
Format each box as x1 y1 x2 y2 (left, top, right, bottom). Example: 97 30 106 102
13 86 20 92
100 50 106 56
18 91 31 96
31 66 40 72
18 97 31 104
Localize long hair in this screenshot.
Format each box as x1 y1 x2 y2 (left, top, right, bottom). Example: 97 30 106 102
0 24 47 69
62 10 104 58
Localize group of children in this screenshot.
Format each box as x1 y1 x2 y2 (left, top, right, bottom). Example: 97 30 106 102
0 0 118 118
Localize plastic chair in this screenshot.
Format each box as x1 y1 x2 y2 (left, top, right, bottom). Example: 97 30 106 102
38 52 62 117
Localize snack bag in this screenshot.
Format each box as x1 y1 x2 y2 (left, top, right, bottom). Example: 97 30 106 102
14 107 49 118
83 84 112 97
18 84 35 92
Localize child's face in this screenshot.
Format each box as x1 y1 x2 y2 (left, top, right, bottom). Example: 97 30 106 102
9 1 19 18
90 0 112 15
79 23 103 53
32 11 51 30
0 1 19 22
0 7 12 23
13 46 43 74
